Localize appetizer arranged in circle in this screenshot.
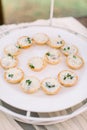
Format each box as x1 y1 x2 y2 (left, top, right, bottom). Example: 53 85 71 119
4 67 24 83
4 44 21 56
41 77 61 95
44 49 61 65
66 55 84 70
33 33 49 45
61 44 78 56
20 76 40 94
17 36 32 48
0 54 18 69
47 36 65 48
28 57 46 71
1 32 85 95
58 70 78 87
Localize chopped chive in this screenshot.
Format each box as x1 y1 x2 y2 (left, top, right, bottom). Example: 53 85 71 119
67 73 71 77
8 54 13 58
16 45 21 49
46 52 50 56
8 74 14 78
29 64 35 69
67 47 70 50
63 48 66 51
70 76 73 79
73 55 76 59
27 37 31 43
45 82 55 88
63 73 73 80
26 80 32 86
63 76 66 80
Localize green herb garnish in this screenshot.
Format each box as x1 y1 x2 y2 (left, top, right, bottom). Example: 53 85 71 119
57 41 62 44
16 45 21 49
63 48 66 51
70 76 73 79
46 52 50 56
29 64 35 69
26 80 32 86
63 76 66 80
63 47 70 51
8 74 14 78
67 73 71 77
45 82 55 88
73 55 76 59
67 47 70 50
63 73 73 80
27 37 31 43
8 53 13 58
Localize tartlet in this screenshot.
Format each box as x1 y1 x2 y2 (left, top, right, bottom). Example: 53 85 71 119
47 36 65 48
4 67 24 84
0 55 18 69
28 57 46 71
58 70 78 87
61 44 78 56
20 76 40 94
41 77 61 95
33 33 49 45
4 44 21 56
17 36 32 48
44 49 61 65
66 55 84 69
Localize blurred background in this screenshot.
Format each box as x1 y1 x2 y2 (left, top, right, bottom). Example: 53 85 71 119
0 0 87 26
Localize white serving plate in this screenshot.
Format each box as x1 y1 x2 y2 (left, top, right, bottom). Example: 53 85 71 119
0 26 87 113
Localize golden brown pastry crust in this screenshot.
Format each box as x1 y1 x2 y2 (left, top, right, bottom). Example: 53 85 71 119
41 77 61 95
44 50 61 65
0 56 18 69
17 36 32 49
47 39 65 48
28 57 47 71
33 33 49 45
66 55 84 70
20 76 40 94
4 68 24 84
4 45 21 56
58 70 78 87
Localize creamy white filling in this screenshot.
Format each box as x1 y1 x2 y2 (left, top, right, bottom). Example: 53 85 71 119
21 77 40 90
29 57 43 69
6 68 23 81
42 78 60 92
1 56 17 67
34 33 48 43
19 37 32 46
59 71 76 84
68 55 82 67
46 49 60 62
